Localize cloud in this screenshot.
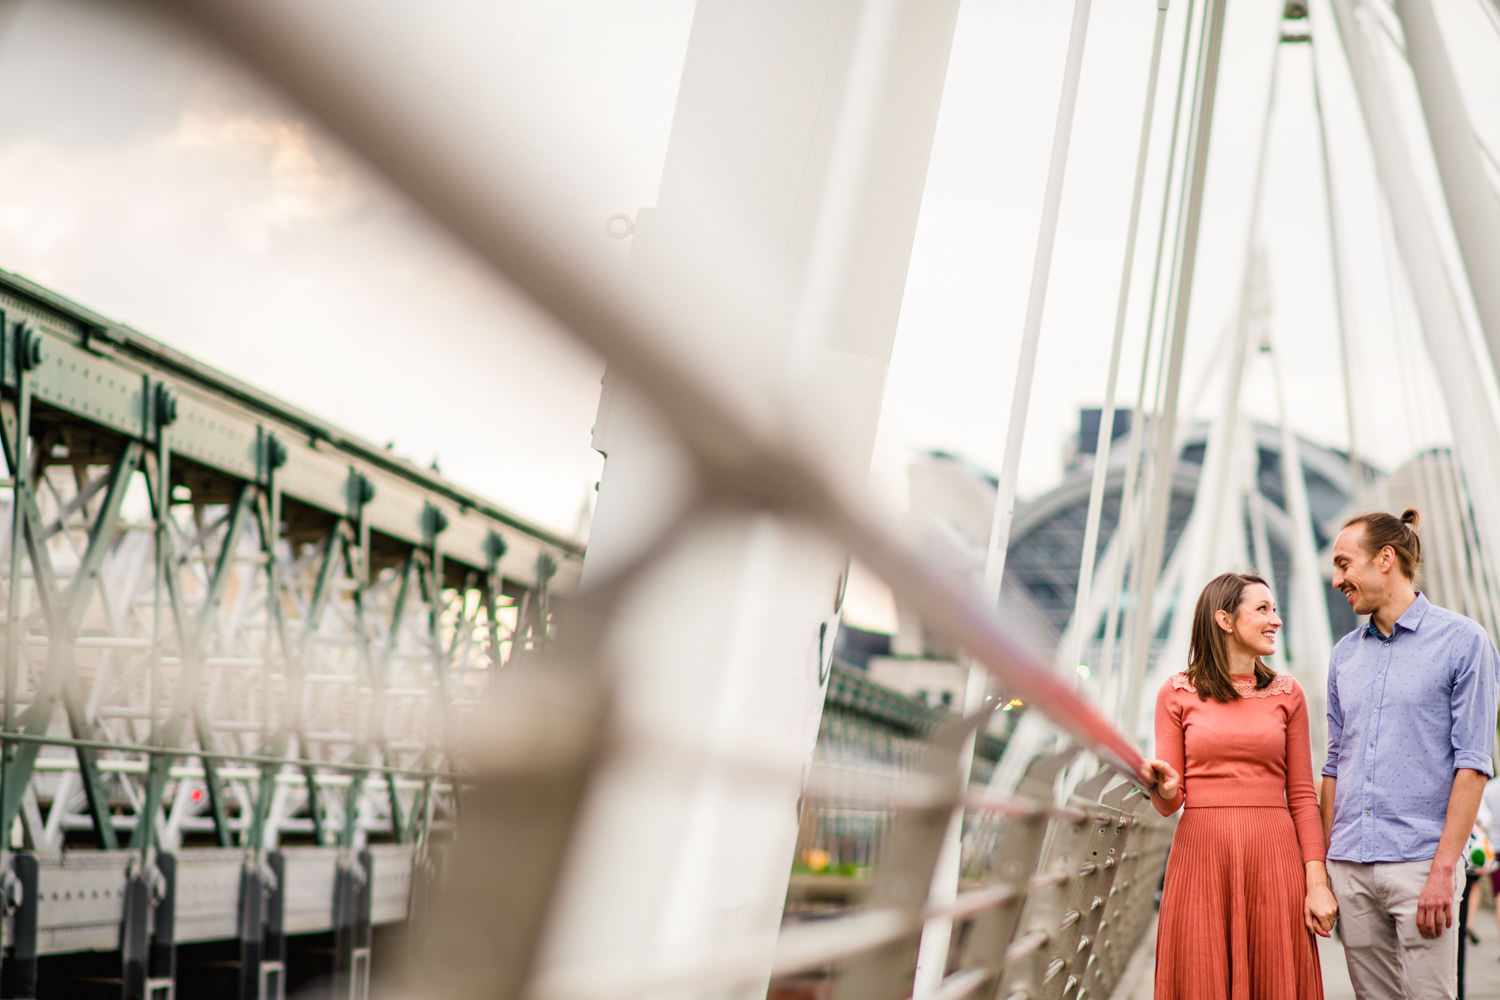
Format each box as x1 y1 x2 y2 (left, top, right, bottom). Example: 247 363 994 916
0 0 623 535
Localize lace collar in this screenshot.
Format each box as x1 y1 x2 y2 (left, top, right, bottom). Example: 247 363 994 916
1171 671 1294 698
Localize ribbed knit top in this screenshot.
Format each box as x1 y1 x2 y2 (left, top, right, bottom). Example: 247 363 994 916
1152 671 1326 863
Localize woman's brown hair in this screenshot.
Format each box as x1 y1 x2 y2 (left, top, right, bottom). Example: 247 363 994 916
1342 508 1421 582
1186 572 1278 702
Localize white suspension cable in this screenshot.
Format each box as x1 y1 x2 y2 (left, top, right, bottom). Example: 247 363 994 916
1065 0 1173 687
1330 0 1500 638
1308 46 1368 505
1436 450 1484 623
1187 36 1284 588
1116 0 1219 630
1243 420 1279 626
1101 0 1207 721
1401 305 1474 618
1119 0 1230 739
917 2 1096 989
1444 449 1500 637
1376 194 1456 608
978 0 1095 602
1396 0 1500 398
1265 322 1335 716
1134 0 1266 722
1381 200 1494 629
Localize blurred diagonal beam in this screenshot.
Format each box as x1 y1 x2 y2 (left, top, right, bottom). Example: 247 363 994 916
116 0 1153 784
1329 0 1500 603
552 0 960 989
1396 0 1500 377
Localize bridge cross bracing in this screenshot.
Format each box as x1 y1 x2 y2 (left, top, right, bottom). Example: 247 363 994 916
5 0 1500 998
0 269 580 992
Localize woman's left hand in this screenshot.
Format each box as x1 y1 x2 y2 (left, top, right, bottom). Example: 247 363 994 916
1143 759 1180 801
1304 883 1338 937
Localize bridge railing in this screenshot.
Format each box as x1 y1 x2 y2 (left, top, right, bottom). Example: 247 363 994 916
418 685 1168 1000
114 4 1174 998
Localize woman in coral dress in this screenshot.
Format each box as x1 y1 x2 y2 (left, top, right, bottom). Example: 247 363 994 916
1142 572 1339 999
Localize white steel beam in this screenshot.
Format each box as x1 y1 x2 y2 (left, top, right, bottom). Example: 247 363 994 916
1118 0 1230 737
1394 0 1500 387
1326 0 1500 608
540 1 961 994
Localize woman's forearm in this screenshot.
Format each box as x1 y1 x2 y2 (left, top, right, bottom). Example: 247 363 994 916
1151 785 1182 816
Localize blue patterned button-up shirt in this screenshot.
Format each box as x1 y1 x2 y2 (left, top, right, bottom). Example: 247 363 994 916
1324 593 1500 862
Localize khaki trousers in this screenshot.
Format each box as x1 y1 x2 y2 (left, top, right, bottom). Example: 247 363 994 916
1328 859 1465 1000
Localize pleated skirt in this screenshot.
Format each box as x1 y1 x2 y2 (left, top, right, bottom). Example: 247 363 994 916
1154 807 1323 1000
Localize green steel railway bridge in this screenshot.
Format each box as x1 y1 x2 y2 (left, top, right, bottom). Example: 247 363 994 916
5 0 1500 998
0 269 582 997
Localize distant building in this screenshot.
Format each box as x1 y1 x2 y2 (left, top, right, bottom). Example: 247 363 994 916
1353 448 1495 631
893 414 1368 666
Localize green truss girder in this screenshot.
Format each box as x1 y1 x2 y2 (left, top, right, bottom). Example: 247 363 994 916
0 434 143 849
132 482 253 850
0 292 562 857
342 554 417 848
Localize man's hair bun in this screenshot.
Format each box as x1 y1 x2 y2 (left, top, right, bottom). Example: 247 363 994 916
1343 508 1422 579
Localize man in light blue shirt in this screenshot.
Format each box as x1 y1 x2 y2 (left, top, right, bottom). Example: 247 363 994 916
1323 508 1500 1000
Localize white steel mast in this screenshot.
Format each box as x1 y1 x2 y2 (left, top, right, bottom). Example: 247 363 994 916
539 2 962 995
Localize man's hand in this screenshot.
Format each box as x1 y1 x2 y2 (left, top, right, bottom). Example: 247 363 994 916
1415 861 1456 938
1415 770 1485 938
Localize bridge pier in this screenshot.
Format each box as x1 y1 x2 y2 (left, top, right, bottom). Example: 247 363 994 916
121 852 175 1000
1 854 40 1000
330 851 373 1000
235 853 285 1000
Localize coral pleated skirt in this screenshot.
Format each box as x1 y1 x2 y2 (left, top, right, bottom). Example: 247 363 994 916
1154 807 1323 1000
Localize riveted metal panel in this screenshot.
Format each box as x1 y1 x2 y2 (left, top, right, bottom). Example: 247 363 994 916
19 338 149 440
26 845 416 956
164 387 260 481
368 843 414 924
274 435 351 518
280 847 340 934
173 849 246 944
35 852 134 956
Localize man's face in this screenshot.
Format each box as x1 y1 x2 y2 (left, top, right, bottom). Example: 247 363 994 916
1332 525 1386 616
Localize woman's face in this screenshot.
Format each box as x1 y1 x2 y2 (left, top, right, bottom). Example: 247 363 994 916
1222 582 1281 660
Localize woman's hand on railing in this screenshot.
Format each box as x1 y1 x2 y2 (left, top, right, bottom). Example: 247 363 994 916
1143 758 1181 815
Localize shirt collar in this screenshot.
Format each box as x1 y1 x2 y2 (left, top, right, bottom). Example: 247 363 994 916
1364 592 1429 640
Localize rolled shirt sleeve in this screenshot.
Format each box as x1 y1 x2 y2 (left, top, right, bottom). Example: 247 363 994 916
1451 629 1500 776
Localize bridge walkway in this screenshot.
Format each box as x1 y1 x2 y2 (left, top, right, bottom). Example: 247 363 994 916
1116 904 1500 998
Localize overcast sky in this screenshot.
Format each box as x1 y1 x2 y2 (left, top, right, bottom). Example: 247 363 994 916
1 0 1497 543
